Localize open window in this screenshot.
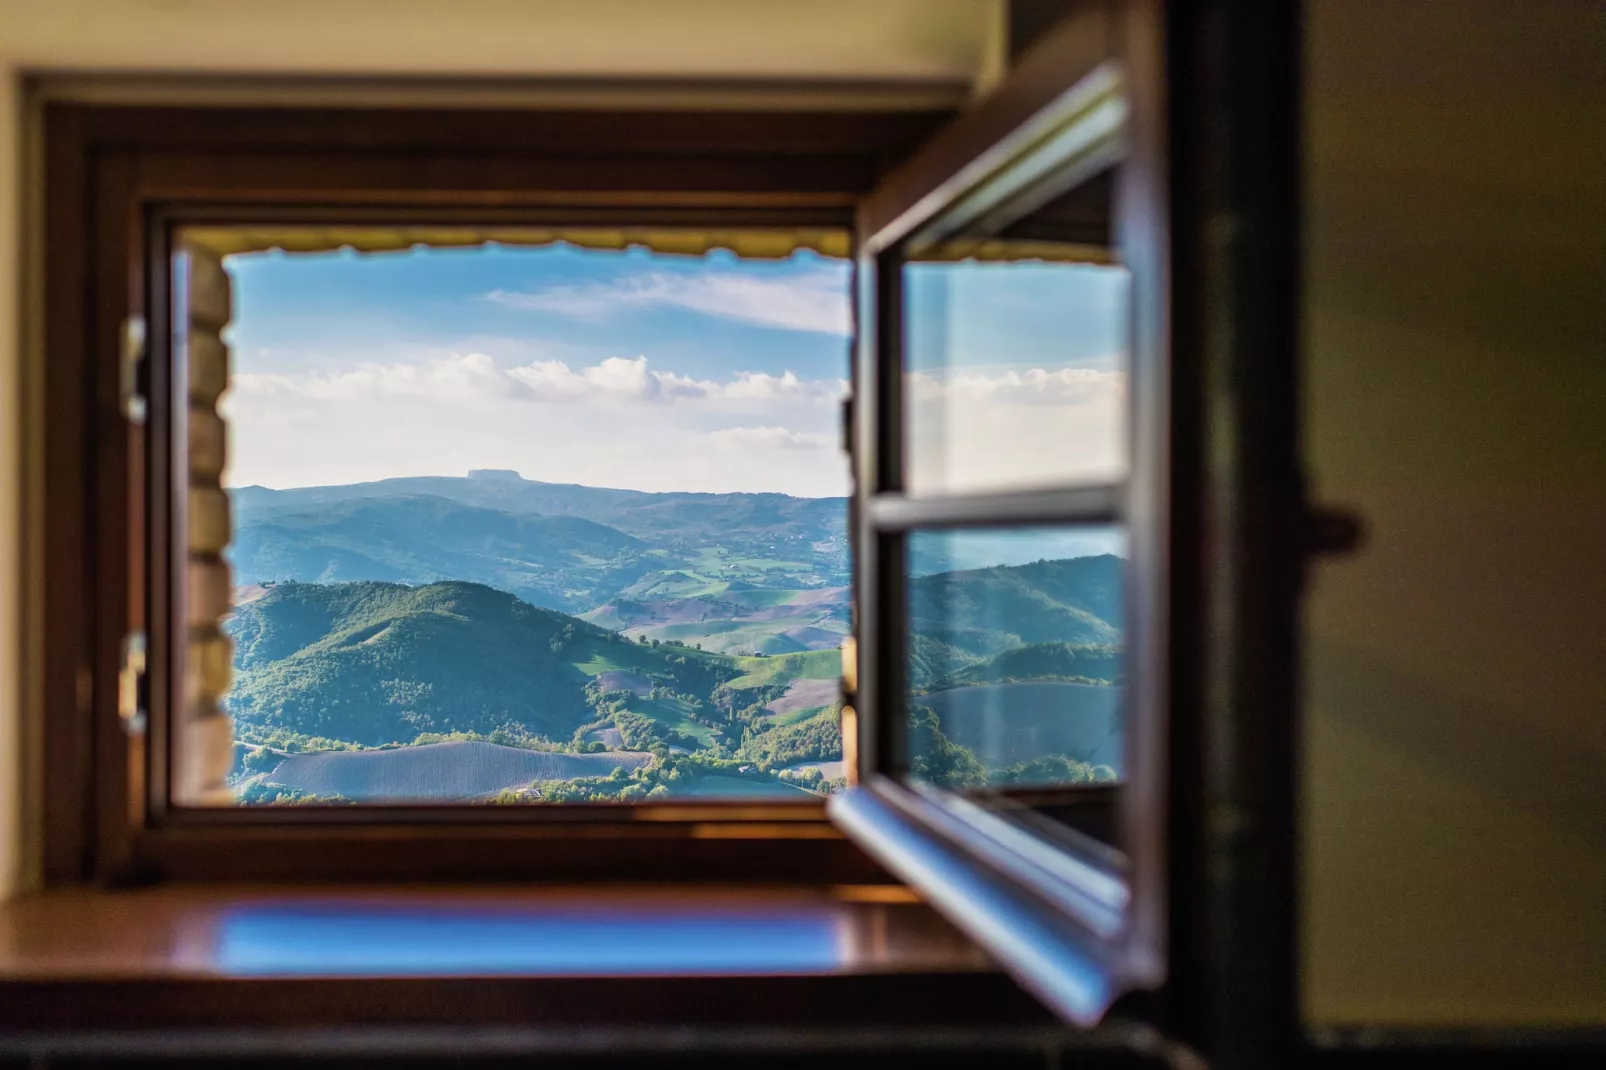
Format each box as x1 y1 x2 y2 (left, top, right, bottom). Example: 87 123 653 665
30 0 1317 1053
41 102 949 884
830 1 1170 1025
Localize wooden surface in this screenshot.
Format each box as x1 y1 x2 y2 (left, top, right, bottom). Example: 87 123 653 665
0 884 1058 1031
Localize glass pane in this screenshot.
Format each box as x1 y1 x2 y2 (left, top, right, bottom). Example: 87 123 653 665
181 228 855 805
903 176 1130 496
903 526 1126 842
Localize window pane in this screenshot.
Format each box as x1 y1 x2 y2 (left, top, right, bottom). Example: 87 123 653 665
902 526 1126 841
181 229 854 806
902 180 1130 496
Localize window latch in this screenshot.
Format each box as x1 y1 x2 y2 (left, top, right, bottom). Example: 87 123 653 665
121 316 148 425
118 631 148 736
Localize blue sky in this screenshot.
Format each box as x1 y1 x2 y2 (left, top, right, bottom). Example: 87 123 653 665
218 241 1127 498
228 244 848 386
221 244 853 496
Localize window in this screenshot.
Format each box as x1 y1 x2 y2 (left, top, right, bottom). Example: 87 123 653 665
41 102 947 883
32 1 1315 1054
177 231 853 808
829 2 1171 1026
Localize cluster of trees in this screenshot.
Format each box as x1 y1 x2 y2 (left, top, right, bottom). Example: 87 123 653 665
736 705 842 768
236 780 353 806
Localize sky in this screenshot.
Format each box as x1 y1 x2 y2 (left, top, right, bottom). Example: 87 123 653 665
218 241 1127 500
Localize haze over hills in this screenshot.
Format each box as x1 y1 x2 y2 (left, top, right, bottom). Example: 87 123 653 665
230 471 850 652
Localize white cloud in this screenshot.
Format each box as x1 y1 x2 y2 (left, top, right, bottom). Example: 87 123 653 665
230 352 519 403
709 426 836 451
486 268 851 336
904 365 1128 493
907 365 1126 406
231 353 846 410
723 369 846 401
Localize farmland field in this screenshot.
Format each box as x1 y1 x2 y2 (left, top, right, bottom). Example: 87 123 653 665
257 741 653 802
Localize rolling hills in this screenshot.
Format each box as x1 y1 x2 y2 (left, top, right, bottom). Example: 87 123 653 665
230 471 850 651
219 474 1133 801
232 470 847 609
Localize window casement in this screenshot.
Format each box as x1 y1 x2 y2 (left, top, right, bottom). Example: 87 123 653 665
831 0 1172 1026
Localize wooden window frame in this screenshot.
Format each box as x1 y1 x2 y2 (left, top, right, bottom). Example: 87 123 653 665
39 100 952 886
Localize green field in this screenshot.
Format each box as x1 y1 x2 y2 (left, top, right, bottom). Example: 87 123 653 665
631 618 843 656
769 702 832 727
726 649 841 690
616 693 718 747
619 570 729 599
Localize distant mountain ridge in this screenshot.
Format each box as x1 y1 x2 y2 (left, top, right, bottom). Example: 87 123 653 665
233 470 847 545
229 471 849 623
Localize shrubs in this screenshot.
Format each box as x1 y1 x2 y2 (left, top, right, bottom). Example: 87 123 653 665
737 705 842 768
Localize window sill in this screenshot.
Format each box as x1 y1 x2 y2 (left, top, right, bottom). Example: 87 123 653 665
0 883 1062 1039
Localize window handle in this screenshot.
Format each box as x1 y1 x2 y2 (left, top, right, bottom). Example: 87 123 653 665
1304 504 1365 558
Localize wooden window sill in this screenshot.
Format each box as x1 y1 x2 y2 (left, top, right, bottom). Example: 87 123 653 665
0 883 1066 1037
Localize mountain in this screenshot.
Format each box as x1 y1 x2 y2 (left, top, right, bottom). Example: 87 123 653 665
225 580 732 746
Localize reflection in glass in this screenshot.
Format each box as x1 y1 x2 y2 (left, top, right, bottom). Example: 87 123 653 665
904 527 1125 792
902 179 1130 497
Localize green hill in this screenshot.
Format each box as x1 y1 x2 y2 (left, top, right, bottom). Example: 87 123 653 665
225 580 734 746
930 641 1123 690
907 554 1124 658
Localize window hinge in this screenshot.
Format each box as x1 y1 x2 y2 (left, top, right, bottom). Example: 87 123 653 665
118 631 148 737
121 316 148 425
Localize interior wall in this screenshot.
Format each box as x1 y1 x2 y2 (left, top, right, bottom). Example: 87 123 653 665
0 0 998 82
0 0 1001 901
1301 0 1606 1028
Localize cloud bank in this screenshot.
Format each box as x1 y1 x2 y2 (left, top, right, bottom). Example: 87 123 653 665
232 353 846 408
